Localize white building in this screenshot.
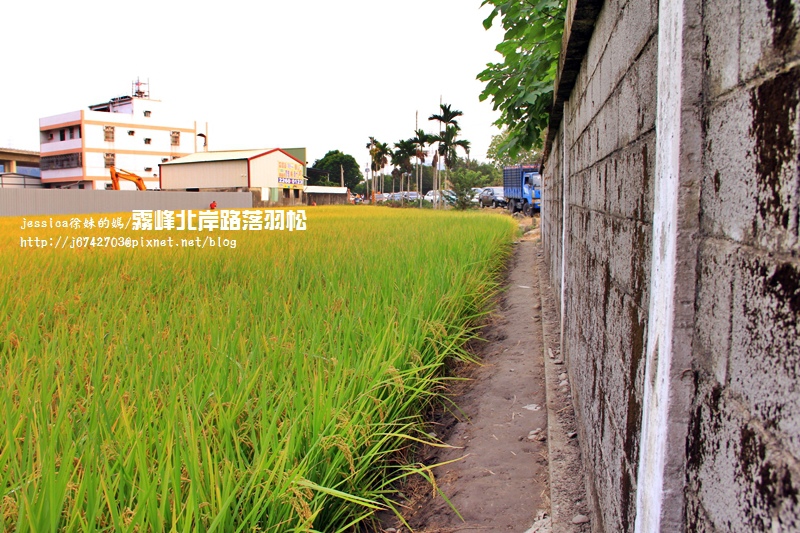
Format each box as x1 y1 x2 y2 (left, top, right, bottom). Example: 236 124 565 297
39 81 208 190
159 148 307 204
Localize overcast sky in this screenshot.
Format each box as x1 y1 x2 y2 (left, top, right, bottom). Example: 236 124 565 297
1 1 506 171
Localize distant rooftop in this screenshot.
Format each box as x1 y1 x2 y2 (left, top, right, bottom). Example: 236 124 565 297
0 148 40 156
89 78 155 112
163 149 304 166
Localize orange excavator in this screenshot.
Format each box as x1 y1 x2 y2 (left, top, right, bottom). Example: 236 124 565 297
109 166 147 190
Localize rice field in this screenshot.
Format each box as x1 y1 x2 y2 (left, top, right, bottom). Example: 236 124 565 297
0 206 516 532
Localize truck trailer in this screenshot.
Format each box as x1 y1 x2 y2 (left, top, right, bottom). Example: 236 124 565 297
503 165 541 216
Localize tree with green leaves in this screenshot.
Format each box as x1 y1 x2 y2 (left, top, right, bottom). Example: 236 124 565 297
310 150 363 190
450 168 485 210
452 156 501 186
486 129 542 169
478 0 566 158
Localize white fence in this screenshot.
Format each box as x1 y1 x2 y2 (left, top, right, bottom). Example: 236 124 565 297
0 189 252 217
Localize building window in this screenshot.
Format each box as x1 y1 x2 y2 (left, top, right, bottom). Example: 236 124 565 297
69 127 75 140
170 131 180 146
144 138 152 145
104 126 115 142
77 126 81 139
60 129 66 141
144 110 151 117
104 153 115 168
41 153 82 171
128 130 135 136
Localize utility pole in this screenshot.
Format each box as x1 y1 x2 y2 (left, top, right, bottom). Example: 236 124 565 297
373 139 377 204
416 111 422 208
436 95 442 209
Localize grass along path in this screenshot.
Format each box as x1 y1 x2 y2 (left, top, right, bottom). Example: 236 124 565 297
1 206 516 532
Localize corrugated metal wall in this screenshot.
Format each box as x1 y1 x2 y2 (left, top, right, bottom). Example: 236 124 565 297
0 175 44 189
160 160 248 189
0 190 252 217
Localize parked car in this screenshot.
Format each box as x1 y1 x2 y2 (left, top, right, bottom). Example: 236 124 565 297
405 191 421 201
479 186 507 208
471 187 483 204
423 190 440 203
374 193 390 203
424 190 456 205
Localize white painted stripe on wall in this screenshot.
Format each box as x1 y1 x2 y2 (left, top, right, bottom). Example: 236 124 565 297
560 101 569 346
634 0 684 530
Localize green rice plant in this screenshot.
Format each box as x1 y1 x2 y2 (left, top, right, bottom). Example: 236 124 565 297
1 206 516 531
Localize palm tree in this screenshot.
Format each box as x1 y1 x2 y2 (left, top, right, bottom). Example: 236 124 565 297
433 128 469 207
366 137 391 197
392 139 417 203
428 103 463 130
375 141 390 193
366 137 378 199
390 167 401 194
411 129 433 203
435 125 471 172
428 103 464 207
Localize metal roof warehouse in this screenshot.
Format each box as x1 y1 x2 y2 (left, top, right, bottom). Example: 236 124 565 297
159 148 307 204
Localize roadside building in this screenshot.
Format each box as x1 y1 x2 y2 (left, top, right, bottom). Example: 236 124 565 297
38 80 208 190
0 173 43 189
0 148 41 188
305 185 349 205
159 148 307 205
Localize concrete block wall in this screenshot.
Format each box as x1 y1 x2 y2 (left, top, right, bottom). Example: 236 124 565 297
543 1 658 530
542 0 799 530
542 130 563 305
684 0 800 530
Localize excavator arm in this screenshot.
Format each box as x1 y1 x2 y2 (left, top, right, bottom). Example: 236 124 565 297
109 167 147 191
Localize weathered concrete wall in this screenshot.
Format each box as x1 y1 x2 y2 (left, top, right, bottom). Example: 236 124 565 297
541 0 800 530
684 0 800 530
543 1 657 530
541 128 563 309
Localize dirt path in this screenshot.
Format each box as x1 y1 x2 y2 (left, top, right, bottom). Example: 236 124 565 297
380 220 590 533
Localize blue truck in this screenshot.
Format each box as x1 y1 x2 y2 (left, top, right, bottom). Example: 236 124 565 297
503 164 541 216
